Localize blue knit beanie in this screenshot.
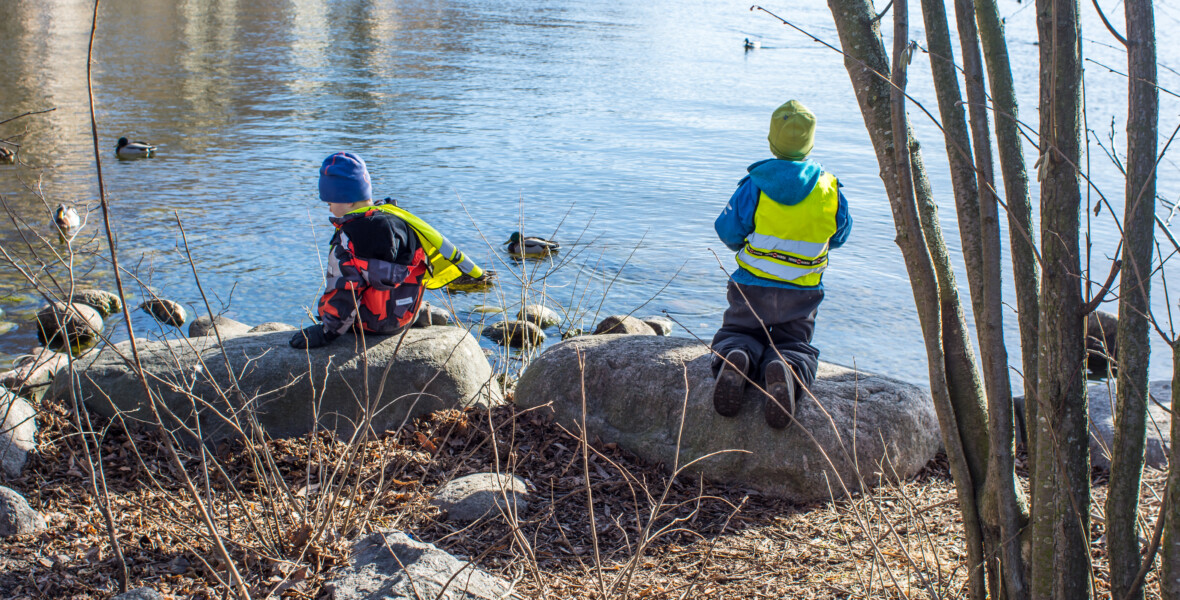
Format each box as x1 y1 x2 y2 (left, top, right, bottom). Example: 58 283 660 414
318 152 372 204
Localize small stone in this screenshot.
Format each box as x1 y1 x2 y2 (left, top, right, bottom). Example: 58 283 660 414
326 530 512 600
414 303 453 328
0 348 69 398
517 304 561 329
432 473 530 521
561 328 586 340
0 389 36 479
593 315 655 335
482 320 545 348
0 485 47 537
248 322 296 333
642 316 675 336
0 322 16 336
167 555 191 574
36 302 102 346
113 588 164 600
188 315 250 338
70 289 123 317
140 299 187 327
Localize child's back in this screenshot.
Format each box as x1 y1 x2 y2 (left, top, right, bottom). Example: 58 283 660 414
710 100 852 429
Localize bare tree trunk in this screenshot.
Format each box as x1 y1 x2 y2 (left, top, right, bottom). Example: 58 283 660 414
1107 1 1158 598
975 0 1041 475
953 1 1029 597
1164 341 1180 598
825 1 990 597
1031 0 1090 598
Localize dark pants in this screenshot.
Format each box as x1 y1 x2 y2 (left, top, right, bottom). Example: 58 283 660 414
710 281 823 387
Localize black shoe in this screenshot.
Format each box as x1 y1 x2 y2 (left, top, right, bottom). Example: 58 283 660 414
763 360 796 429
713 350 750 417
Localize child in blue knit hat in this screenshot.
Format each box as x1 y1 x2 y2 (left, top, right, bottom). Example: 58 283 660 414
292 152 435 349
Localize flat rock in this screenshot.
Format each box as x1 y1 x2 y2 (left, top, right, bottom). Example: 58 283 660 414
0 485 46 537
1089 380 1172 470
514 336 940 503
188 315 251 338
642 316 675 336
1013 381 1173 471
0 321 17 336
1 389 35 479
1 347 69 399
70 288 123 317
431 473 529 521
50 328 502 442
36 302 102 346
414 303 453 328
517 304 561 329
482 320 545 348
326 530 513 600
249 322 296 333
593 315 654 335
112 588 164 600
140 299 187 327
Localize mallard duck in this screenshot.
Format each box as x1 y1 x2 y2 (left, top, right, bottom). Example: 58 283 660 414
447 270 497 292
744 38 761 50
504 232 560 257
54 204 81 239
0 146 14 164
116 137 156 158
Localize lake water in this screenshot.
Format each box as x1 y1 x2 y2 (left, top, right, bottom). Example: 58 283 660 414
2 0 1179 387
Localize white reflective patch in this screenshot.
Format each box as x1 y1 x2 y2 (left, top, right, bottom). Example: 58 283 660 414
737 250 827 281
745 233 829 257
396 297 414 306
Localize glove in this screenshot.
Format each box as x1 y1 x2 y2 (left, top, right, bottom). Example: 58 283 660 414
290 325 332 349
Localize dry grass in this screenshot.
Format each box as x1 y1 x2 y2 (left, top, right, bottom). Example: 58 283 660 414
2 387 1166 600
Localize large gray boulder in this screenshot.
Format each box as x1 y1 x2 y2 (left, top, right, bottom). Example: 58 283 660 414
188 315 251 338
0 485 46 536
49 328 502 442
431 473 530 522
1 389 36 479
514 336 941 503
326 530 513 600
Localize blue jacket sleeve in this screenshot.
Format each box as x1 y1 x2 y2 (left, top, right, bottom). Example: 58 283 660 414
715 178 759 252
829 189 852 250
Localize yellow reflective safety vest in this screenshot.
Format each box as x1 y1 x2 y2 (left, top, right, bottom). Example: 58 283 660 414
346 203 483 289
735 172 840 287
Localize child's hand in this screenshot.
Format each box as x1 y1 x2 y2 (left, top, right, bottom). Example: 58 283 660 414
290 325 331 349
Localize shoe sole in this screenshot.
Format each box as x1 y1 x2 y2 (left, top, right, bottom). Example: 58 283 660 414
765 381 795 429
713 369 747 417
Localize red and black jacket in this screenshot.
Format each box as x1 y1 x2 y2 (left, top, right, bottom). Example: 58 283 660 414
317 204 428 340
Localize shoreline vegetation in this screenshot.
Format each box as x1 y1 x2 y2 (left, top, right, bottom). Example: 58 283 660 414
2 0 1176 599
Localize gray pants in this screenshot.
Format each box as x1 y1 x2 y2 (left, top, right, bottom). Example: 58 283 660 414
710 281 823 387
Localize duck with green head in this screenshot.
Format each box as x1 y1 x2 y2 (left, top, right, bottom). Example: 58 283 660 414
503 232 560 257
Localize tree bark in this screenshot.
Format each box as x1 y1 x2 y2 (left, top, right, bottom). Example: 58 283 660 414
1031 0 1090 598
953 1 1028 598
825 1 990 597
1107 1 1158 598
1164 342 1180 598
975 0 1041 476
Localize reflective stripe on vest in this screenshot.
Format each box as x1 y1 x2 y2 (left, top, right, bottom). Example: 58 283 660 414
346 204 483 289
735 172 839 287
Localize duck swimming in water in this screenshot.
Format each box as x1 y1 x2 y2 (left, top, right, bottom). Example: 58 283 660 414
0 146 14 164
744 38 761 50
116 137 156 158
54 204 82 240
504 232 560 257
